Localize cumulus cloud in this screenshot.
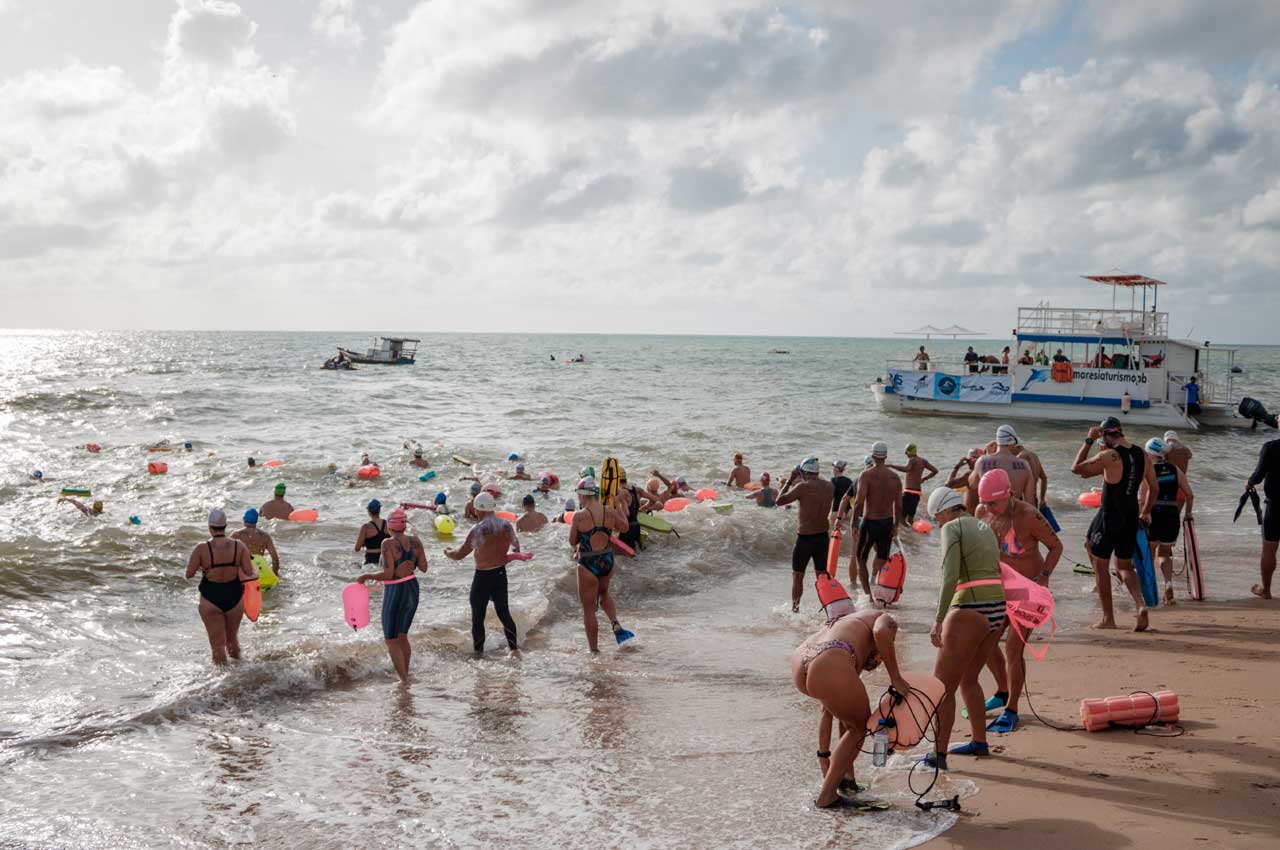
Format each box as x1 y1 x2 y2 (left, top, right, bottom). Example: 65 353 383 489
166 0 257 66
312 0 364 49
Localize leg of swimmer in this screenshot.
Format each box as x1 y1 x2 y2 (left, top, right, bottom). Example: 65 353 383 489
1254 541 1276 599
401 635 412 669
469 572 488 653
961 629 1001 744
598 573 619 625
385 639 408 681
986 642 1008 694
932 611 989 753
222 604 244 660
492 571 519 650
199 600 229 665
1113 558 1148 630
816 726 868 807
791 571 804 612
1004 626 1028 713
577 568 600 652
1091 554 1117 628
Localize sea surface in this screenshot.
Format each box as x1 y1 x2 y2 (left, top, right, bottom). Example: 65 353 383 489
2 330 1278 850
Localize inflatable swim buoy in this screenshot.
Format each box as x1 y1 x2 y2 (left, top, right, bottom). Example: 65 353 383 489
264 460 283 468
342 582 370 630
252 554 278 589
419 470 437 482
434 514 456 534
611 536 636 557
60 487 92 497
496 511 518 522
288 508 318 522
872 545 906 606
147 462 168 475
242 578 262 622
816 571 854 621
85 443 101 453
1078 490 1102 508
826 530 843 574
911 519 932 534
1080 691 1179 732
695 488 718 502
866 672 945 750
357 465 380 480
663 498 691 513
1000 562 1056 660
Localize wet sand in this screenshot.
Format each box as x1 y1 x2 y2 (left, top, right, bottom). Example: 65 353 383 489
924 599 1280 850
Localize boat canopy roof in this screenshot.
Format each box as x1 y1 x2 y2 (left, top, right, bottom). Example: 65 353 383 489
381 337 421 343
894 324 984 339
1082 274 1168 288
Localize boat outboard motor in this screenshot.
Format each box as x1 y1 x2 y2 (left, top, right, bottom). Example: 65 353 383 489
1239 397 1278 430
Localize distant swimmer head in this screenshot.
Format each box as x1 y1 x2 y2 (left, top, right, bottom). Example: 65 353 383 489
387 508 407 531
31 470 43 480
1163 430 1179 443
434 492 448 505
1144 438 1168 456
870 442 888 459
864 455 873 468
248 457 256 467
92 500 103 514
413 449 424 458
904 443 918 457
184 441 192 450
760 472 771 483
367 498 381 516
208 508 227 529
482 482 502 496
244 508 259 525
580 466 596 480
576 478 599 497
799 456 820 474
522 494 536 507
995 424 1019 446
327 463 338 473
516 463 525 472
469 482 483 496
967 447 983 460
474 492 496 513
734 452 744 463
926 487 965 521
833 459 847 472
1099 416 1124 441
675 475 689 488
977 468 1012 504
646 477 661 492
508 453 520 461
274 482 287 496
564 497 577 512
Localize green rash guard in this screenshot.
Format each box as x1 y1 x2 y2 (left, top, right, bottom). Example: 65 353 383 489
936 515 1005 624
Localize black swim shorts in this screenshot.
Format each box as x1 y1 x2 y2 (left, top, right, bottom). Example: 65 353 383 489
792 532 829 573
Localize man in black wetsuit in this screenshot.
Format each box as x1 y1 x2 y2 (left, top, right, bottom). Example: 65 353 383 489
1071 417 1157 631
1247 436 1280 599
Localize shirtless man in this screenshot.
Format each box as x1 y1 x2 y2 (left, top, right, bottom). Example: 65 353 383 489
974 469 1062 733
506 463 532 481
777 457 835 612
446 493 521 654
852 443 902 599
912 345 930 370
966 425 1035 512
833 458 870 587
643 476 669 507
944 447 983 489
259 482 293 520
516 494 548 532
409 449 431 469
890 443 938 523
652 469 691 499
59 497 104 517
232 508 281 577
1072 416 1157 631
1163 430 1192 475
726 453 751 488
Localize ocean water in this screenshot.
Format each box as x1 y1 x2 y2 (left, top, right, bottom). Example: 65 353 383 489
2 330 1278 850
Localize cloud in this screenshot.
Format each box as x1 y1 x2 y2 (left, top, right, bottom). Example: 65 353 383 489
1243 182 1280 229
312 0 364 49
166 0 257 66
0 63 130 120
0 222 102 258
667 161 747 212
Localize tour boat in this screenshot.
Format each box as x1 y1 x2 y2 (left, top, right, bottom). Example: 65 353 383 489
337 337 420 366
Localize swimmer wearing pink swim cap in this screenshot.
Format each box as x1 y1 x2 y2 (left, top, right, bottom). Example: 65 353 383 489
354 506 427 681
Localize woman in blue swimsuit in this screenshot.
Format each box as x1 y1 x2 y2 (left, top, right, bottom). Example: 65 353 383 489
355 507 428 682
569 479 634 651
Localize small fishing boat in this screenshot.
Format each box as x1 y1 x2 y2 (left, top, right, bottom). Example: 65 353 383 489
337 337 420 366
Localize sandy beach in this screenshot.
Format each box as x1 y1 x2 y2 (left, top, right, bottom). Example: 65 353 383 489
925 598 1280 850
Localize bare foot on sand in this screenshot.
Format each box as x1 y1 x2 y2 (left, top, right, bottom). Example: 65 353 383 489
1164 586 1176 605
1251 584 1272 599
1091 619 1118 630
1135 608 1149 632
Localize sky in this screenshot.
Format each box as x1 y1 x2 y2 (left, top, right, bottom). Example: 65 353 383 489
2 0 1279 340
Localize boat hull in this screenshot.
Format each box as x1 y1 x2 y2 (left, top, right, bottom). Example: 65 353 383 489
337 348 415 365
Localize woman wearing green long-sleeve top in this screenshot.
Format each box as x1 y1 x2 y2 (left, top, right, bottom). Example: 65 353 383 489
921 487 1006 770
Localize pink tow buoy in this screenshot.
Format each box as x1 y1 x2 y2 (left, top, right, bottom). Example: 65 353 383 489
911 519 932 534
288 508 319 522
342 582 370 630
694 488 718 502
663 497 691 513
1078 490 1102 508
496 511 518 522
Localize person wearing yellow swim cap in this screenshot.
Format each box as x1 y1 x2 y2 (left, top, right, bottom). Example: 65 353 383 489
889 443 938 524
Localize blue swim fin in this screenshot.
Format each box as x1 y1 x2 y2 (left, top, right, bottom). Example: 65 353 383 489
1039 505 1060 533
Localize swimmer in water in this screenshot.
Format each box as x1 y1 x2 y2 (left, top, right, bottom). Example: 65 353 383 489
569 479 633 651
507 463 532 481
446 493 521 654
232 508 281 577
745 472 778 507
973 469 1062 733
354 499 389 567
616 470 652 549
464 482 484 521
517 494 548 532
259 482 293 521
778 457 835 612
829 460 854 534
185 509 255 665
355 508 428 681
651 469 691 500
409 449 431 469
643 476 669 507
889 443 938 523
552 497 576 523
726 453 751 488
59 497 103 517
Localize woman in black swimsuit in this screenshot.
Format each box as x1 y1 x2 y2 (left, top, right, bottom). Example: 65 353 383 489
185 508 254 665
354 499 389 566
569 480 634 651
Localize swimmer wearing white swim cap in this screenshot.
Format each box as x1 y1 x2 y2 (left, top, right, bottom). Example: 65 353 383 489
777 456 835 612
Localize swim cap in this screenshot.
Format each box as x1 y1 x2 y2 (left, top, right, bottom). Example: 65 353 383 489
926 488 964 519
509 453 520 461
1163 430 1179 443
414 449 423 458
367 499 381 515
995 424 1018 445
978 468 1012 502
482 482 502 496
1145 438 1167 456
905 443 918 456
184 441 192 450
32 470 42 480
92 500 103 513
761 472 771 482
387 508 407 531
734 452 744 462
871 442 888 458
864 455 873 468
327 463 338 472
675 476 689 487
474 492 496 513
434 492 447 505
516 463 525 472
833 459 847 471
208 508 227 527
576 478 599 497
244 508 259 525
274 482 286 496
799 457 819 474
580 466 596 480
1100 416 1123 433
540 475 552 486
967 446 983 460
248 457 256 467
564 498 577 511
469 482 482 496
522 494 535 507
646 477 661 491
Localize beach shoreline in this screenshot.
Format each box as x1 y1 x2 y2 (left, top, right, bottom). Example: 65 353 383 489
923 598 1280 850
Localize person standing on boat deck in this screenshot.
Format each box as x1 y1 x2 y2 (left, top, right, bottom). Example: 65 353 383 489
890 444 938 524
1182 377 1202 416
997 346 1011 374
1163 431 1192 475
727 453 751 488
964 346 979 373
829 460 854 533
913 346 930 370
186 509 255 666
259 482 293 520
446 493 521 655
233 508 281 577
1138 438 1194 605
1052 349 1069 363
966 426 1035 512
1072 417 1157 631
852 444 902 599
1018 350 1034 366
355 508 428 681
777 457 835 612
354 499 389 566
1246 435 1280 599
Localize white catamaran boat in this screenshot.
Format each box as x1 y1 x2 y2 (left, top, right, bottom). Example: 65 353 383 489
871 274 1243 430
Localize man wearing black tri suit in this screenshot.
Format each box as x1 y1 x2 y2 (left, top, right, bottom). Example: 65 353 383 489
1247 437 1280 599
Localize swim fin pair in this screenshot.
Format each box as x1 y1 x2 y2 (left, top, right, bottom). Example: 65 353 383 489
815 795 890 812
611 622 635 644
1235 487 1262 525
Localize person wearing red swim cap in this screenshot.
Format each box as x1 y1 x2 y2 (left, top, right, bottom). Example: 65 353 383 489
726 452 751 489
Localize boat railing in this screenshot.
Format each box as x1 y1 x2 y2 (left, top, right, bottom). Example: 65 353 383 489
1016 306 1167 339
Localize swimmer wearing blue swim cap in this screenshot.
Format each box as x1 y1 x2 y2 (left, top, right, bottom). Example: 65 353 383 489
232 507 280 578
355 500 389 566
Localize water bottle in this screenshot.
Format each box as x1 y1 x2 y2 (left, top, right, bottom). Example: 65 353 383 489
872 722 889 767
